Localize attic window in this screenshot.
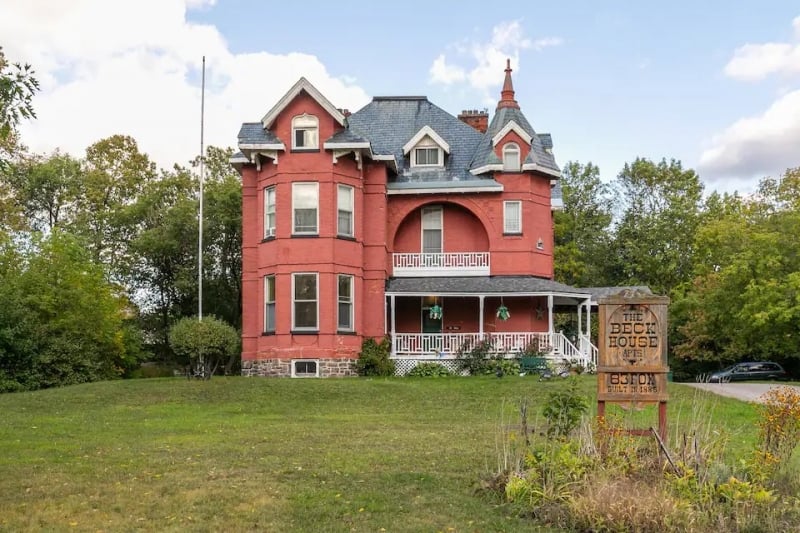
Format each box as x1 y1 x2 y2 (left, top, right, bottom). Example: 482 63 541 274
292 114 318 149
415 147 440 166
503 142 521 171
403 126 449 169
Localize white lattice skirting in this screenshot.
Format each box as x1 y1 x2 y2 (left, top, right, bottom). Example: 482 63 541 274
393 358 468 376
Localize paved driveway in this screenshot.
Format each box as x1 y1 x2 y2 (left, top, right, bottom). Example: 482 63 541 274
681 382 800 403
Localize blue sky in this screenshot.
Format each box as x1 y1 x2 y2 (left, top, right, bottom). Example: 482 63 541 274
4 1 800 193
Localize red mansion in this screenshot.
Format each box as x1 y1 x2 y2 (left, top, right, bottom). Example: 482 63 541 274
232 62 596 377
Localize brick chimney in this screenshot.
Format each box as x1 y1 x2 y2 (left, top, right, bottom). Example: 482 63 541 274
458 108 489 133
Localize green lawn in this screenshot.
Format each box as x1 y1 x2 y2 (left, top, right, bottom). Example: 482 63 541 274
0 377 759 532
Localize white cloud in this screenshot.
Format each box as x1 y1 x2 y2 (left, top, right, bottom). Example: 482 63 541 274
428 20 562 98
699 89 800 179
724 16 800 81
1 0 370 170
429 54 466 84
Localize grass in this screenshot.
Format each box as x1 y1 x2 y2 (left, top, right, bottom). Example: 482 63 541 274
0 376 760 532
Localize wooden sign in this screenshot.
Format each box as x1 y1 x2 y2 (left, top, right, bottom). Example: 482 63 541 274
596 290 670 439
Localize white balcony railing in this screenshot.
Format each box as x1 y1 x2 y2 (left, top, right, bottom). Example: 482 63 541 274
392 252 490 277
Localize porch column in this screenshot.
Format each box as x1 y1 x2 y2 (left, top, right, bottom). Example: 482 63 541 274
390 294 396 355
478 295 485 339
577 302 583 340
547 294 554 335
585 298 591 337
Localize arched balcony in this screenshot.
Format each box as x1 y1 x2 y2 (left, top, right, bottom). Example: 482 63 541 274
391 202 490 277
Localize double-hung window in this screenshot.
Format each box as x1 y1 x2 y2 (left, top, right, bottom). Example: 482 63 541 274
292 183 318 235
337 185 354 237
292 114 318 149
337 275 354 331
504 201 522 234
264 275 276 333
264 186 276 238
292 273 318 330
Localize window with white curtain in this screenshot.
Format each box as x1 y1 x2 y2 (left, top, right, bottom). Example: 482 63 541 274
504 201 522 234
337 185 354 237
292 183 318 234
338 275 353 331
502 142 521 171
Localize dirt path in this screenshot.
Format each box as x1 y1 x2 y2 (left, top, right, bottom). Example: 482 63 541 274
680 382 800 403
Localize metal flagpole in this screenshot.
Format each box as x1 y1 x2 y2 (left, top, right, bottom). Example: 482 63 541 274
198 56 206 369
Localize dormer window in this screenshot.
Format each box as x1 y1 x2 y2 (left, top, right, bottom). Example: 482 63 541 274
503 142 521 171
292 114 318 150
403 125 449 169
414 146 440 166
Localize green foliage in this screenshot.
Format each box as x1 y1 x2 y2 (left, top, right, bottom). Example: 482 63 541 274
609 157 704 296
407 362 451 377
541 378 588 438
0 47 39 161
168 315 239 375
356 337 395 376
0 231 142 391
554 161 614 287
673 167 800 364
456 338 495 374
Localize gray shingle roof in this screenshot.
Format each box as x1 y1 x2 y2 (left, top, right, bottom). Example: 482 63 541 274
238 122 283 145
577 286 653 304
325 129 369 144
469 107 559 174
347 97 487 182
386 276 588 295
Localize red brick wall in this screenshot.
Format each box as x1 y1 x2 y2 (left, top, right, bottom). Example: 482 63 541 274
240 91 389 367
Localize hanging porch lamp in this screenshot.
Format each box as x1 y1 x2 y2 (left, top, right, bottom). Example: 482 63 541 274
496 298 511 321
429 298 443 320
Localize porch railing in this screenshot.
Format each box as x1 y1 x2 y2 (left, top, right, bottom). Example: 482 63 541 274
392 252 490 277
391 331 593 366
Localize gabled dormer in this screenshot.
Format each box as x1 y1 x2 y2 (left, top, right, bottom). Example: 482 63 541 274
402 125 450 169
232 77 349 170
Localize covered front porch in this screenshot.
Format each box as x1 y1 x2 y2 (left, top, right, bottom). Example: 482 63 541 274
385 276 597 375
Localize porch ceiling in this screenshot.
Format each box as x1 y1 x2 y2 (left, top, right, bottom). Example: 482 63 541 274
385 275 590 301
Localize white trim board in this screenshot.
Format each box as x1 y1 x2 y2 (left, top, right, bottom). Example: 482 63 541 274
261 77 346 128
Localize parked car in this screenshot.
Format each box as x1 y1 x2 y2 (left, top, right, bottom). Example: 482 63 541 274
707 362 788 383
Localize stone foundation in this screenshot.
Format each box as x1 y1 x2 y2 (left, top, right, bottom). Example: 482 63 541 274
242 358 358 378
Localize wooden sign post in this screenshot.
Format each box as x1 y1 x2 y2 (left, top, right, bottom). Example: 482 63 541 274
596 291 670 440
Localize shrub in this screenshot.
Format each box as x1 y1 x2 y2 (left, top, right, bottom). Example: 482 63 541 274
356 337 395 376
757 386 800 464
482 358 520 376
168 315 239 377
456 337 495 374
407 362 451 377
541 378 588 439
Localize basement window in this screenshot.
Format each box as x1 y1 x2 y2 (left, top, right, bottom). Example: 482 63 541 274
292 359 319 378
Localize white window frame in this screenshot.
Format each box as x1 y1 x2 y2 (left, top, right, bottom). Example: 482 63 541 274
337 184 354 237
291 113 319 150
292 182 319 235
264 186 276 238
410 136 444 168
413 147 441 167
291 359 319 378
337 274 354 332
504 201 522 234
421 205 443 254
503 142 521 172
264 274 276 333
291 272 318 331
